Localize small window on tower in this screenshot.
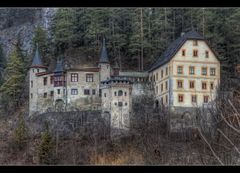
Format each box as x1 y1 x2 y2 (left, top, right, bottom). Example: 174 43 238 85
92 89 96 95
165 81 168 90
57 89 60 94
43 93 47 98
125 102 128 106
114 91 117 96
30 93 33 99
31 81 33 88
104 93 106 97
125 92 127 96
118 102 123 107
118 90 123 96
210 82 214 90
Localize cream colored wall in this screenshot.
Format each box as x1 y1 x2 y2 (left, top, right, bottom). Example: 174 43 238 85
149 63 170 105
171 40 220 107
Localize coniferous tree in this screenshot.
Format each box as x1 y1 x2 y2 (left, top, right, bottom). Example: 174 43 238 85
14 115 28 150
0 45 26 113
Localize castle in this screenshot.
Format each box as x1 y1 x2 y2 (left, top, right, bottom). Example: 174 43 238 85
29 30 220 134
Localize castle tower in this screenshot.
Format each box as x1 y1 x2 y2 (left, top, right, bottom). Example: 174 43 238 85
99 37 111 81
53 58 66 111
112 60 120 76
29 45 47 116
100 77 133 138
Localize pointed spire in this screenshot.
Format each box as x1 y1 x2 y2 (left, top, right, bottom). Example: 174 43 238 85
54 57 64 73
31 43 44 67
99 37 109 63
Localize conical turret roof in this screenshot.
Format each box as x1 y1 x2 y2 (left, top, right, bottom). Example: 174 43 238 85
99 37 109 63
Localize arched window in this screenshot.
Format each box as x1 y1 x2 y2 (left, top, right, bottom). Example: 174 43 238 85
118 90 123 96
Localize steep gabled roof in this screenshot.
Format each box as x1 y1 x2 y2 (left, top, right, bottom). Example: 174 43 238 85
149 30 205 72
99 37 109 63
31 45 46 68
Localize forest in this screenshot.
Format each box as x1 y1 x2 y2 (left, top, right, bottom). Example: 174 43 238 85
0 8 239 165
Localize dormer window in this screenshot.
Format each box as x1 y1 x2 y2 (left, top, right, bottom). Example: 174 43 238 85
193 40 198 46
182 49 186 56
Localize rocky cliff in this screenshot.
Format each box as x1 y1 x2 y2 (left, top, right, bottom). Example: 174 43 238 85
0 8 57 58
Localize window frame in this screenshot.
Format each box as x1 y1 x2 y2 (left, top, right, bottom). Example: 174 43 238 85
205 51 209 58
71 73 78 82
43 77 48 86
71 89 78 95
178 94 184 103
86 73 94 82
177 80 183 89
193 40 198 46
189 80 195 89
192 95 197 103
84 89 90 95
203 95 209 103
202 67 208 76
177 66 183 75
193 49 198 57
202 81 207 90
210 68 216 76
189 66 195 75
182 49 186 56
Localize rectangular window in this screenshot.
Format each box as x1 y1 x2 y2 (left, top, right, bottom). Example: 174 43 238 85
30 93 33 99
205 51 209 58
156 86 158 94
192 95 197 103
92 89 96 95
71 73 78 82
177 66 183 74
125 92 127 96
178 94 184 103
203 96 209 103
43 77 47 86
166 67 168 76
161 70 163 78
118 102 123 107
84 89 90 95
177 80 183 89
202 82 207 90
114 91 117 96
182 49 186 56
193 40 198 46
210 82 214 90
50 76 54 84
161 83 163 92
189 66 195 75
50 91 54 96
86 74 94 82
161 97 163 105
71 89 78 95
202 67 207 75
43 92 47 98
31 81 33 88
166 95 168 104
189 80 195 89
156 73 158 81
165 81 168 90
193 50 198 57
57 89 60 94
210 68 216 76
104 93 106 97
